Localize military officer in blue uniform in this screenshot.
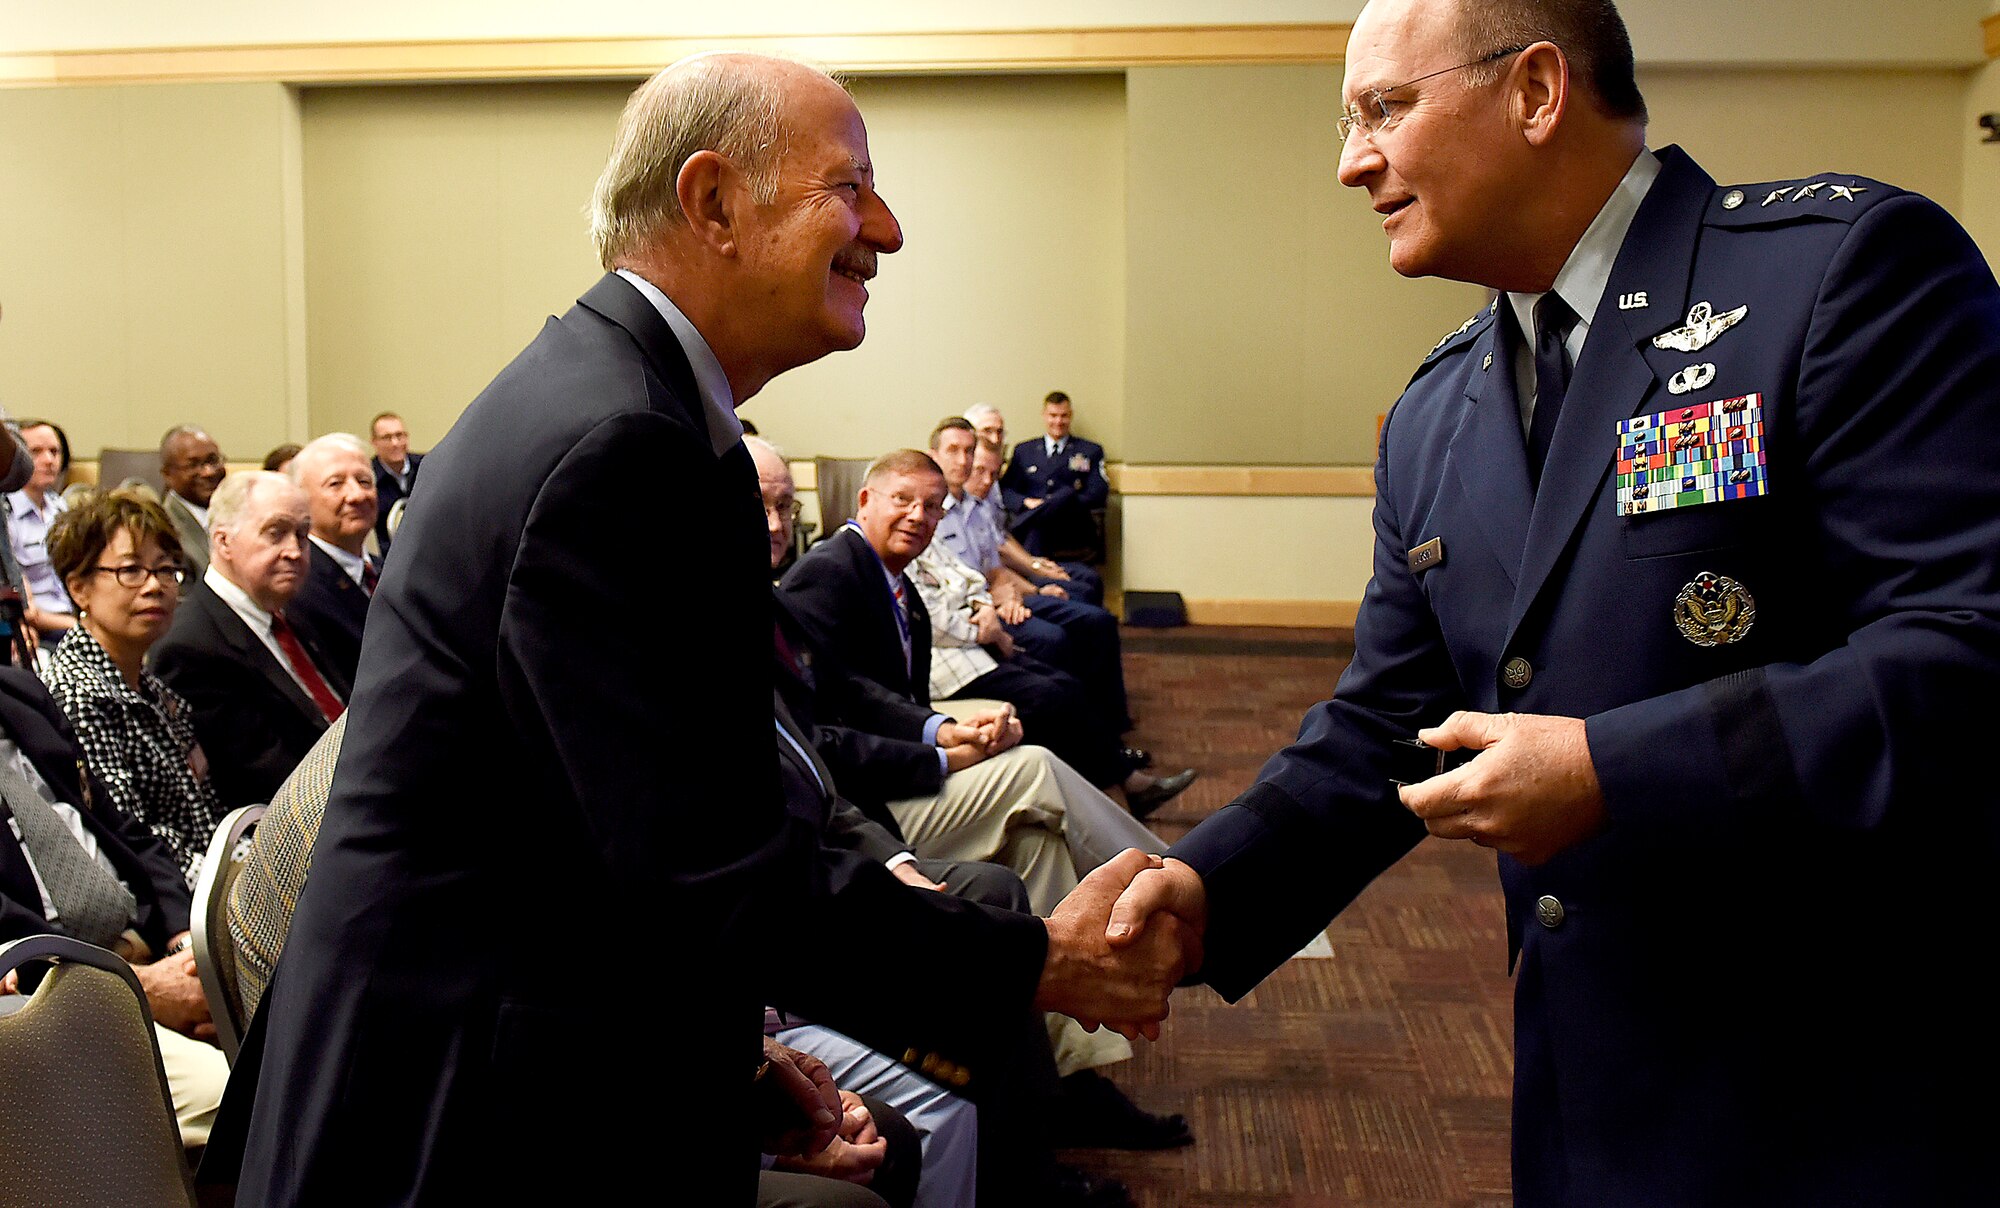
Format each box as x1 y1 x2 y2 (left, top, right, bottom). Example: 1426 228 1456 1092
999 391 1108 560
1104 1 2000 1204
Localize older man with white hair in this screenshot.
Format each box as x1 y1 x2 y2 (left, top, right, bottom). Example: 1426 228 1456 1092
151 470 347 811
284 432 380 683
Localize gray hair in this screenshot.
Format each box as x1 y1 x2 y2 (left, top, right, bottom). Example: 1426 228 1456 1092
589 54 799 268
287 432 373 486
207 470 294 536
962 404 1002 426
743 434 788 463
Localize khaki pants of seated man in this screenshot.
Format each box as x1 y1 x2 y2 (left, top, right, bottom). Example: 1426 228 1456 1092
881 728 1168 1077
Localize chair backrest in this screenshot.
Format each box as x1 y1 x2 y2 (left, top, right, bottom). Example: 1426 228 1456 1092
812 457 871 538
96 448 166 496
225 714 346 1023
189 803 267 1062
0 934 197 1208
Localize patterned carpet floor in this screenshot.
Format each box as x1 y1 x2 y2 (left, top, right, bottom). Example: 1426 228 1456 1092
1065 626 1515 1207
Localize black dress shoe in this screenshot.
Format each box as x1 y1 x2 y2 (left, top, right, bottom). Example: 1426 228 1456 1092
1053 1069 1196 1151
1120 745 1153 770
1124 768 1197 820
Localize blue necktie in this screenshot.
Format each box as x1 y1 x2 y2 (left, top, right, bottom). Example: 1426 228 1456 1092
1526 292 1578 491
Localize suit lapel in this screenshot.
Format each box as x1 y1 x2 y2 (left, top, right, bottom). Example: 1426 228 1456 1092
576 272 706 438
198 587 325 729
1446 311 1533 588
1506 148 1713 642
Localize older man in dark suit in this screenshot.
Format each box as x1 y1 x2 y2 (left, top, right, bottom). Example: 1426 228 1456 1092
223 53 1183 1208
151 471 347 812
286 433 380 683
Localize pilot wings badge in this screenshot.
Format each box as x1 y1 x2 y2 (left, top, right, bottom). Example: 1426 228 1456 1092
1651 301 1748 353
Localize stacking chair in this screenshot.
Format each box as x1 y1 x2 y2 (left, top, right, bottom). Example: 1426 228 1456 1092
95 447 166 496
811 456 872 540
188 804 267 1063
0 934 198 1208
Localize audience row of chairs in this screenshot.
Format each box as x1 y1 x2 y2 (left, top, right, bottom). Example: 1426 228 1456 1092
0 797 279 1206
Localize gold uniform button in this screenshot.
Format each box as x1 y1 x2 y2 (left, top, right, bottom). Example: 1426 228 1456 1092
1501 657 1533 689
1535 895 1565 929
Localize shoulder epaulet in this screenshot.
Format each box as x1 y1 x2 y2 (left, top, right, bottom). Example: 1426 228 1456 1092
1708 174 1903 227
1418 299 1498 367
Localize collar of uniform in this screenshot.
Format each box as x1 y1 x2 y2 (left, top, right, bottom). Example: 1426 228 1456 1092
204 563 276 640
613 268 742 458
1045 436 1065 457
1505 147 1662 360
308 534 367 586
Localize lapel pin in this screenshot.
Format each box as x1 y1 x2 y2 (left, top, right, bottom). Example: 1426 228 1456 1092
1651 301 1748 353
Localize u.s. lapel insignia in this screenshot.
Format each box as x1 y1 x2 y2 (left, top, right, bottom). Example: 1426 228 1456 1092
1615 393 1769 516
1651 301 1748 353
1667 363 1716 395
1674 571 1756 647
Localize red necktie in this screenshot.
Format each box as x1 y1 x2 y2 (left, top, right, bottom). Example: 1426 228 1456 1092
361 557 379 596
270 612 345 722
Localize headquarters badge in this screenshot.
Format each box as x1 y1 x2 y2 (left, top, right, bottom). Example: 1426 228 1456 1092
1615 393 1768 516
1674 571 1756 647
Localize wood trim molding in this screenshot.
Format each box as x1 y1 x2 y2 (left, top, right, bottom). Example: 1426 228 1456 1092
1986 12 2000 60
0 25 1348 89
1111 464 1375 497
1182 598 1361 628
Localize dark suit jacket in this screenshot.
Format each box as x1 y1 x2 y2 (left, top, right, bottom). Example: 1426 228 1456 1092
370 450 420 552
1174 147 2000 1205
779 526 937 710
0 668 189 952
288 542 371 686
773 590 940 834
149 581 349 812
229 273 806 1206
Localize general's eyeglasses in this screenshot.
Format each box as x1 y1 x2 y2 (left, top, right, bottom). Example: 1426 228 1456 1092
1336 46 1528 143
90 563 188 589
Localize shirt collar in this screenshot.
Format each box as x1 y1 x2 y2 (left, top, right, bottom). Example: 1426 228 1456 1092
309 534 367 585
614 268 742 457
5 488 59 519
204 563 274 636
1506 148 1662 347
170 491 210 527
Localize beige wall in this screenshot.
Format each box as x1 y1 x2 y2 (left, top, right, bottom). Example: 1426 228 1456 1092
301 82 619 445
0 82 299 460
3 0 1983 68
744 75 1129 458
1964 60 2000 263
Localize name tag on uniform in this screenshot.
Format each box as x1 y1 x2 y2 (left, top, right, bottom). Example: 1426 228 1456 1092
1616 393 1769 516
1406 537 1444 574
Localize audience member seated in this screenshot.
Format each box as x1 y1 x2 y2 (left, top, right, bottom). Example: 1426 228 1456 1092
158 425 226 581
756 439 1161 908
41 489 223 880
999 392 1107 562
286 434 382 684
367 411 421 556
5 418 77 649
756 1037 923 1208
260 443 301 475
0 666 225 1147
788 451 1190 817
963 435 1101 606
932 418 1127 727
151 471 347 811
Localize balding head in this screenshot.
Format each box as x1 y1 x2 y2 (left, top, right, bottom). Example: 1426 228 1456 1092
745 435 799 571
160 425 225 506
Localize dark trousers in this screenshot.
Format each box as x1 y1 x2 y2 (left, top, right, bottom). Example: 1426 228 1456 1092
956 655 1128 788
1015 594 1130 729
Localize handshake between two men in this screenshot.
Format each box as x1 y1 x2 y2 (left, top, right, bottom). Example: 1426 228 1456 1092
1034 849 1208 1041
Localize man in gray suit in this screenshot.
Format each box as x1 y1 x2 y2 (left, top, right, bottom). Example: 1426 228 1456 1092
158 425 225 579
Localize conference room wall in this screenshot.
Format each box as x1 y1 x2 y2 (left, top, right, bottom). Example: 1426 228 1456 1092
1964 59 2000 265
0 82 302 460
301 75 1127 458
